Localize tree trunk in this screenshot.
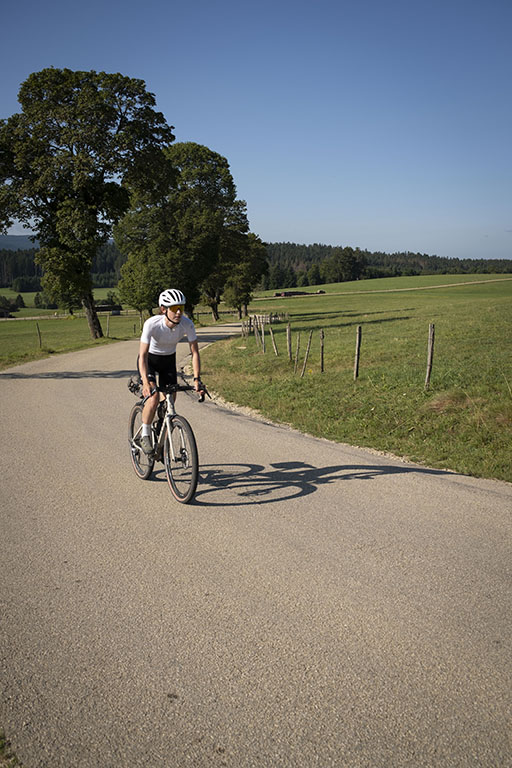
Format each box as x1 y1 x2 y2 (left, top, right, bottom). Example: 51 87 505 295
82 292 103 339
237 307 242 320
210 303 220 322
243 304 249 317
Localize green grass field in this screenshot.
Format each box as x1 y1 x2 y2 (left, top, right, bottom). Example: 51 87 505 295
0 314 143 368
200 275 512 483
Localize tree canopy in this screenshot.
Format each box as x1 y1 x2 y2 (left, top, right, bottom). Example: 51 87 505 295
117 142 265 318
0 67 174 337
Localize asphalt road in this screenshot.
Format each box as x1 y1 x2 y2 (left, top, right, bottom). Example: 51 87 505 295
1 325 511 767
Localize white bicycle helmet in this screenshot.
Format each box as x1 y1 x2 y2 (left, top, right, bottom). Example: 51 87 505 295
159 288 186 307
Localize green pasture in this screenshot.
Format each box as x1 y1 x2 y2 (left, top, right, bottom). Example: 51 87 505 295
201 276 512 483
0 314 142 368
0 286 117 314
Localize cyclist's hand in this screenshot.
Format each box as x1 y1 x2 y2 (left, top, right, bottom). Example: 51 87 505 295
194 379 210 402
142 382 156 399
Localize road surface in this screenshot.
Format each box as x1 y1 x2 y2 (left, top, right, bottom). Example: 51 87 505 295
1 325 511 767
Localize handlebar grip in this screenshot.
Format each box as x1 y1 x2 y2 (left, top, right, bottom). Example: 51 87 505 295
141 388 157 405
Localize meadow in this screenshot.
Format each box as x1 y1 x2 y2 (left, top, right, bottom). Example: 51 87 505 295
1 275 511 482
200 276 512 483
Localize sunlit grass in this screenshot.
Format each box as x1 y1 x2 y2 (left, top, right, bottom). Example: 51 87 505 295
202 277 512 482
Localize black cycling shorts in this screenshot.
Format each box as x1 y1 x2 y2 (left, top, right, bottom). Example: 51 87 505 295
137 352 177 389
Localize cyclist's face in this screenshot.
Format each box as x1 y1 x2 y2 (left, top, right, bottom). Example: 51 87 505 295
163 304 184 324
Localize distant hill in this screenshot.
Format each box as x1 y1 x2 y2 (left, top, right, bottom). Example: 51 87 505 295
0 234 39 250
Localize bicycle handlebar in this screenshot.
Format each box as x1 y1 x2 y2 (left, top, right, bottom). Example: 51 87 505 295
141 381 211 404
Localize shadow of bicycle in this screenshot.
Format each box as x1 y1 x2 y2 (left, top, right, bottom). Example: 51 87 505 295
171 460 451 507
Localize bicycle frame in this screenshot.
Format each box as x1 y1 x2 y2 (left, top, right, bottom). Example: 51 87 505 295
136 382 200 461
153 392 179 461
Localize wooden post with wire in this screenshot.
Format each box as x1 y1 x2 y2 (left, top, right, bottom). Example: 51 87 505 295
425 323 435 390
320 329 325 373
36 322 42 348
287 322 292 362
269 327 279 355
294 332 301 374
301 330 313 378
354 325 362 380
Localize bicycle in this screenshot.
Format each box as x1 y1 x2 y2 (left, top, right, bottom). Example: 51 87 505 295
128 377 209 503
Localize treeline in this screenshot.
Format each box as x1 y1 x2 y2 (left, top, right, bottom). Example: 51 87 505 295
0 248 41 289
0 243 124 290
3 240 512 295
263 242 512 289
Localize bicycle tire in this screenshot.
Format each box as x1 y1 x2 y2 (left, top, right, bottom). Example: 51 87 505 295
128 403 155 480
163 415 199 503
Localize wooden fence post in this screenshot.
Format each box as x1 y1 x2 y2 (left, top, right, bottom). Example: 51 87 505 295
261 319 266 353
354 325 362 380
106 314 110 337
301 330 313 378
320 329 324 373
425 323 435 390
254 320 260 347
36 322 42 348
269 327 279 356
287 323 292 362
294 332 301 374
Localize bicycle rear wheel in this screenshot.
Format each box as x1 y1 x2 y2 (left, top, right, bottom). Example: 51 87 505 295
128 403 154 480
163 415 199 503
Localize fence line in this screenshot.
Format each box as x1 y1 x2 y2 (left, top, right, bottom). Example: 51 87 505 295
241 321 439 386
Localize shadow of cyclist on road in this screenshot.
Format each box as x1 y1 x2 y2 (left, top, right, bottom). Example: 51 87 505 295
179 460 450 507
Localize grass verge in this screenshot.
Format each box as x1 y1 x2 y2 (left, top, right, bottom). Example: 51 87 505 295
0 729 21 767
201 277 512 483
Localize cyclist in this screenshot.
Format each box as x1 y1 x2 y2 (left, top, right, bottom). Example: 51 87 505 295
138 289 202 454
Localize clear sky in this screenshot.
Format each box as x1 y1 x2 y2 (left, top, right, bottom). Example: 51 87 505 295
1 0 511 260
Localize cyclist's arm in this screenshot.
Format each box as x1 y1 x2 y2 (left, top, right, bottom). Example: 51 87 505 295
189 340 202 391
138 341 154 397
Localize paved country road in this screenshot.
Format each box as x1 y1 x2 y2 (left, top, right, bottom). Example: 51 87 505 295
1 325 511 768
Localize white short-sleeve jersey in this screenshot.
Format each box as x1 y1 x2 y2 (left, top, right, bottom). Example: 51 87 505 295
140 314 197 355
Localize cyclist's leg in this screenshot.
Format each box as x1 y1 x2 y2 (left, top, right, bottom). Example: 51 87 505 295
152 353 177 398
137 354 159 425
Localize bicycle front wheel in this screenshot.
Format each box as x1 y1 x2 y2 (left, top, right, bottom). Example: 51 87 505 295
128 403 154 480
163 415 199 503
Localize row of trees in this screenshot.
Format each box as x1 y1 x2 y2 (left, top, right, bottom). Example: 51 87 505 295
264 246 366 289
0 248 41 288
265 242 512 285
1 68 266 337
5 237 511 297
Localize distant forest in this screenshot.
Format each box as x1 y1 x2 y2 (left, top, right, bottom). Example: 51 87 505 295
0 242 125 290
1 239 511 292
264 243 512 289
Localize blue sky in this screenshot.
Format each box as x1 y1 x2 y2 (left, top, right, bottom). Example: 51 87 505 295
1 0 511 260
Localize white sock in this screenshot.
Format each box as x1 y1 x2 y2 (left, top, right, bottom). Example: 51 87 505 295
142 424 151 437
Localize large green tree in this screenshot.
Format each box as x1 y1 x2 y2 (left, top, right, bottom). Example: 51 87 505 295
117 142 249 317
0 68 174 337
223 233 268 318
